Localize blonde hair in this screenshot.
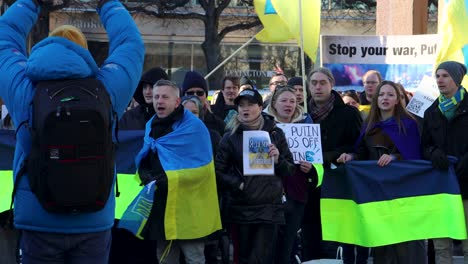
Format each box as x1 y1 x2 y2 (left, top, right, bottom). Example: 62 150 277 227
49 25 88 49
267 85 304 123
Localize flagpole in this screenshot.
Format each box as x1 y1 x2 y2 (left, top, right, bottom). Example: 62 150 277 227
204 35 257 80
299 0 308 114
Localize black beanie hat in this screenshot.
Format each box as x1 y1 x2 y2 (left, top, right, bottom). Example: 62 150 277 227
436 61 467 86
134 67 169 105
182 71 208 95
287 77 303 86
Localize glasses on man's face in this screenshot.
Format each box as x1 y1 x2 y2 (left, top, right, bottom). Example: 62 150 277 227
270 81 287 86
186 90 205 96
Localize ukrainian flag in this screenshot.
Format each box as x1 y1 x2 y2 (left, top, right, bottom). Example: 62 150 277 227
254 0 292 42
254 0 321 60
436 0 468 86
135 109 222 240
321 160 467 247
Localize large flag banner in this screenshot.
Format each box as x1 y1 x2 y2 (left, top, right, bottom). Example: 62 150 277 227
321 35 439 92
254 0 321 60
435 0 468 86
321 160 467 247
135 110 221 240
0 129 145 218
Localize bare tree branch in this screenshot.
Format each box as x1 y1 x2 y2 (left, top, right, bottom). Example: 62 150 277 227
219 19 261 39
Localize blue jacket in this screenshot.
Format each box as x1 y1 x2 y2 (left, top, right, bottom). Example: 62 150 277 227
0 0 144 233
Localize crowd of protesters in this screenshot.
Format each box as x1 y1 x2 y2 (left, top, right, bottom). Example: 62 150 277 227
1 0 468 263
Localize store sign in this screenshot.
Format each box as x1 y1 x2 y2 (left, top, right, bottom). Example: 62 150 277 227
224 70 276 78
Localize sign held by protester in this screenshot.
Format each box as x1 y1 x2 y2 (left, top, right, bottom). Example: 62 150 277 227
406 75 439 118
243 131 274 176
277 123 323 164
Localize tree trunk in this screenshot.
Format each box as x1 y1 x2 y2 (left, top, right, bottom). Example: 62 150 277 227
201 5 222 91
29 8 50 49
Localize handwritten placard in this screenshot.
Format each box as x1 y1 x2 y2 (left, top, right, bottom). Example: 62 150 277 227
277 123 323 164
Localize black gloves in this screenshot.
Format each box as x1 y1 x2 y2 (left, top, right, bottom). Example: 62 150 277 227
430 148 450 170
456 155 468 178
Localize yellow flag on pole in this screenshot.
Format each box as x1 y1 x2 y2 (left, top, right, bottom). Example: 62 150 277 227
254 0 293 42
435 0 468 86
271 0 321 61
254 0 321 61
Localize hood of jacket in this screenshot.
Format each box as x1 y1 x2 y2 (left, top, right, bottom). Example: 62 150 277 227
25 37 99 81
133 67 168 105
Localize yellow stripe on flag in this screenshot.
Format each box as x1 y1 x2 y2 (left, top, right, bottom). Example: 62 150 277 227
254 0 293 43
164 160 222 240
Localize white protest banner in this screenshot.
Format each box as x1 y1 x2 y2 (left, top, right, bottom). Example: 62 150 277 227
321 35 439 92
406 76 439 118
243 131 274 176
276 123 323 164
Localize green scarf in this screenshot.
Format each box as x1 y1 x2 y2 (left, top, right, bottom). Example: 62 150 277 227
438 87 465 120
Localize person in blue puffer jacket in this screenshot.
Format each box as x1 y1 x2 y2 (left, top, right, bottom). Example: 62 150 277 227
0 0 144 262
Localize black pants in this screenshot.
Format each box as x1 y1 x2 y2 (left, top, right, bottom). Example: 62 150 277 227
109 220 158 264
238 223 276 264
342 243 369 264
276 199 305 264
373 240 427 264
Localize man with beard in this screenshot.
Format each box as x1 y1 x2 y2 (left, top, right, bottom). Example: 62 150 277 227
119 67 169 130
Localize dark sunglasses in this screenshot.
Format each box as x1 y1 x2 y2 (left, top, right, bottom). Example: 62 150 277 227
186 90 205 96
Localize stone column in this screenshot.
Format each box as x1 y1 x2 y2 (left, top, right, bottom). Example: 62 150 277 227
376 0 428 35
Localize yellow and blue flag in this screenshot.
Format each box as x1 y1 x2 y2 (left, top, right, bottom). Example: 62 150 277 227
135 109 222 240
321 160 467 247
254 0 321 60
2 124 222 241
435 0 468 86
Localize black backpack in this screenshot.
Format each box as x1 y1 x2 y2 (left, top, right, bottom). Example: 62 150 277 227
22 78 117 214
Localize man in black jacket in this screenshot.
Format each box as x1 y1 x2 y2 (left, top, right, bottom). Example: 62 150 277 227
181 71 225 135
119 67 169 130
422 61 468 263
303 67 363 261
211 76 239 121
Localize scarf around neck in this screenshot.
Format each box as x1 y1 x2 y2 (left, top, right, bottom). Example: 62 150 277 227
310 92 336 123
438 87 465 113
238 113 264 130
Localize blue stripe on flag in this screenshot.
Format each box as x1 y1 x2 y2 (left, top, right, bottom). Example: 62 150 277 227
264 0 277 14
321 160 460 204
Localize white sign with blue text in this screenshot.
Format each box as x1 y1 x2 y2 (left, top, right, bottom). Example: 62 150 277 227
276 123 323 164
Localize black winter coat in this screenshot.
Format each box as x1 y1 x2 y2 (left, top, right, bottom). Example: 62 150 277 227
304 91 362 222
313 91 363 167
119 104 154 130
215 115 295 224
204 109 226 136
422 90 468 198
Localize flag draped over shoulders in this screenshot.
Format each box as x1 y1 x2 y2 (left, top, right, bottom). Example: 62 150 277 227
135 109 222 240
321 160 467 247
436 0 468 86
355 117 421 160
